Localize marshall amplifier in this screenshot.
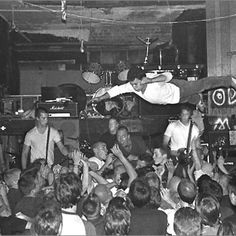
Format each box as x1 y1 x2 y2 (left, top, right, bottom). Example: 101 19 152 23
37 102 79 118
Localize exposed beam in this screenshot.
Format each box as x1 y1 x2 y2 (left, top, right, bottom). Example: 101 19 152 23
23 0 205 7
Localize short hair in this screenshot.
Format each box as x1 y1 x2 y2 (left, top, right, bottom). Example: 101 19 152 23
174 207 202 236
54 173 82 208
35 107 48 118
33 200 62 235
116 125 129 134
179 104 192 115
82 193 101 219
138 153 154 166
3 168 21 188
147 186 161 209
197 177 223 203
127 66 146 82
105 204 131 235
109 117 120 123
18 167 38 195
92 141 106 151
177 179 197 204
196 194 220 226
144 172 161 190
129 178 150 208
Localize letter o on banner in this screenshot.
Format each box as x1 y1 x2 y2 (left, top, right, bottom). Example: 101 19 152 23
212 88 226 107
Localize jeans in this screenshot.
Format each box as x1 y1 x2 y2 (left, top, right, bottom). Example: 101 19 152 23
170 76 232 104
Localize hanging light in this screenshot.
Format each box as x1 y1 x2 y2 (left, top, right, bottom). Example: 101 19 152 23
80 39 85 53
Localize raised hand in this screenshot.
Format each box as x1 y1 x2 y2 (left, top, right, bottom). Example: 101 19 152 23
165 159 176 174
111 144 124 159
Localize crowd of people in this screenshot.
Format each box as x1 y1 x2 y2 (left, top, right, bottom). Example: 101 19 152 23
0 104 235 236
0 65 236 235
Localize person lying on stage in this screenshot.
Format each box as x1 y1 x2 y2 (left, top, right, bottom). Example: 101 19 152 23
89 66 236 110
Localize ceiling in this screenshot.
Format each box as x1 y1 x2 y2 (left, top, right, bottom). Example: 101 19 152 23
0 0 206 49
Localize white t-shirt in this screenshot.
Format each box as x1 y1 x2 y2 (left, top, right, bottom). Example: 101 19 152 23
107 72 180 105
24 126 61 166
164 120 199 151
61 211 86 235
88 156 105 170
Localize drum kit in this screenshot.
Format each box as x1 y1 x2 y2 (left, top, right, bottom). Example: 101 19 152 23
82 61 130 118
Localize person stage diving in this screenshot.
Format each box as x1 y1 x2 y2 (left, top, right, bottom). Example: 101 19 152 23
89 66 236 110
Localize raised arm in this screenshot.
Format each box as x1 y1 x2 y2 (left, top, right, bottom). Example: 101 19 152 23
111 144 137 186
89 92 111 104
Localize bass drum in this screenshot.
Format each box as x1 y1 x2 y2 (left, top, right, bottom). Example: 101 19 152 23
92 86 124 117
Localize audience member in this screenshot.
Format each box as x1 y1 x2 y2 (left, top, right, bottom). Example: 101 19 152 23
174 207 202 236
105 198 131 235
128 178 167 235
82 193 105 235
54 172 96 235
116 125 151 165
4 168 22 213
100 117 120 151
32 199 62 236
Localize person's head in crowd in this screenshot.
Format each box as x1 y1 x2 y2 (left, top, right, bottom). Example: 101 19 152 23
174 207 202 236
108 117 120 135
217 221 234 236
113 158 123 169
177 179 197 205
3 168 21 189
82 193 101 220
92 141 108 161
35 107 48 127
116 125 131 148
197 176 223 203
118 172 129 191
54 172 82 209
19 167 42 196
30 158 51 186
136 153 154 169
147 186 162 209
179 105 192 125
144 171 161 190
105 198 131 235
129 178 150 208
152 147 168 165
196 194 220 227
32 199 62 236
93 184 112 206
114 165 126 185
228 174 236 206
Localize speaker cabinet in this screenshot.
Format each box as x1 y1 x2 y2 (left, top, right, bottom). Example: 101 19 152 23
49 118 79 148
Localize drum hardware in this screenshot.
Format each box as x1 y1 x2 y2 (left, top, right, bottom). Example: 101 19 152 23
104 70 113 86
82 62 102 84
136 36 159 65
92 86 124 117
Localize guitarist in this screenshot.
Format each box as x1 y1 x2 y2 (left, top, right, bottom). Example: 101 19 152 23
163 105 200 177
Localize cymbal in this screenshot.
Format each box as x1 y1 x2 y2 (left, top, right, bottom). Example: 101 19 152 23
118 69 129 81
82 72 101 84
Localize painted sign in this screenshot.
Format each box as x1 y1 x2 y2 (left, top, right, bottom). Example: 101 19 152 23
211 88 236 108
